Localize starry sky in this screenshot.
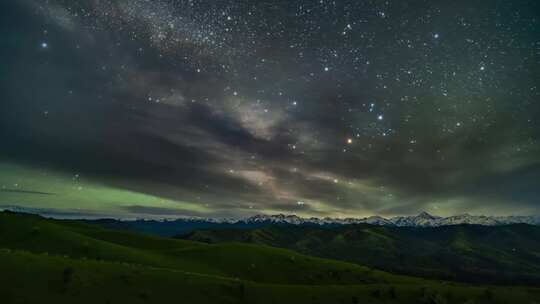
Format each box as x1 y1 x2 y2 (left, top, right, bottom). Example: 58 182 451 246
1 0 540 219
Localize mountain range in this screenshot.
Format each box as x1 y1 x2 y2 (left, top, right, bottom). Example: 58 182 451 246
80 211 540 238
3 205 540 240
238 212 540 227
2 205 539 228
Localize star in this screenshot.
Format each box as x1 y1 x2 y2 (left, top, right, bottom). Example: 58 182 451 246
3 0 539 221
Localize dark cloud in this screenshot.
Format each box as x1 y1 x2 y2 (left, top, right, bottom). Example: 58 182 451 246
1 0 539 218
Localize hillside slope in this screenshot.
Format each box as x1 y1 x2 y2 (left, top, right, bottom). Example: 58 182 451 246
178 223 540 285
0 211 400 285
1 211 539 303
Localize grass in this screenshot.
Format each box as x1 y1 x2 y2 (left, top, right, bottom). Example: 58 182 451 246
0 211 539 303
179 223 540 284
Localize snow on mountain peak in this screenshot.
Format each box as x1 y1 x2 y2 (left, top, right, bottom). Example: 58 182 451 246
239 212 540 227
2 206 539 227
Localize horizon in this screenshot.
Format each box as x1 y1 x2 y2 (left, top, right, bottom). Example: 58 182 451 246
2 205 539 222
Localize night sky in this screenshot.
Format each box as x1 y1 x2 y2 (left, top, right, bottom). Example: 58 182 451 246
1 0 540 219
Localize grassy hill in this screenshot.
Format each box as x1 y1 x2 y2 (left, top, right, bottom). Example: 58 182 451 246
178 223 540 285
1 211 539 303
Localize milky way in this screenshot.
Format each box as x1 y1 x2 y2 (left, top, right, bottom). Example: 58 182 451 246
1 0 540 218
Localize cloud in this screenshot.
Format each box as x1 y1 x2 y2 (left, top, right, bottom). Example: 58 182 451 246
1 0 539 218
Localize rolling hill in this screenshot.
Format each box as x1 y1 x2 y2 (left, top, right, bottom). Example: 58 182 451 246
1 211 539 303
178 223 540 285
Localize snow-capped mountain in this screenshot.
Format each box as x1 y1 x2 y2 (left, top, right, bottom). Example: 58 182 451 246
2 205 540 227
358 215 394 226
390 211 443 227
438 214 500 226
238 212 540 227
243 214 305 225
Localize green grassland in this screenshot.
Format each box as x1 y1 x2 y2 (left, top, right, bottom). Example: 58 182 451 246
179 223 540 285
1 212 539 303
